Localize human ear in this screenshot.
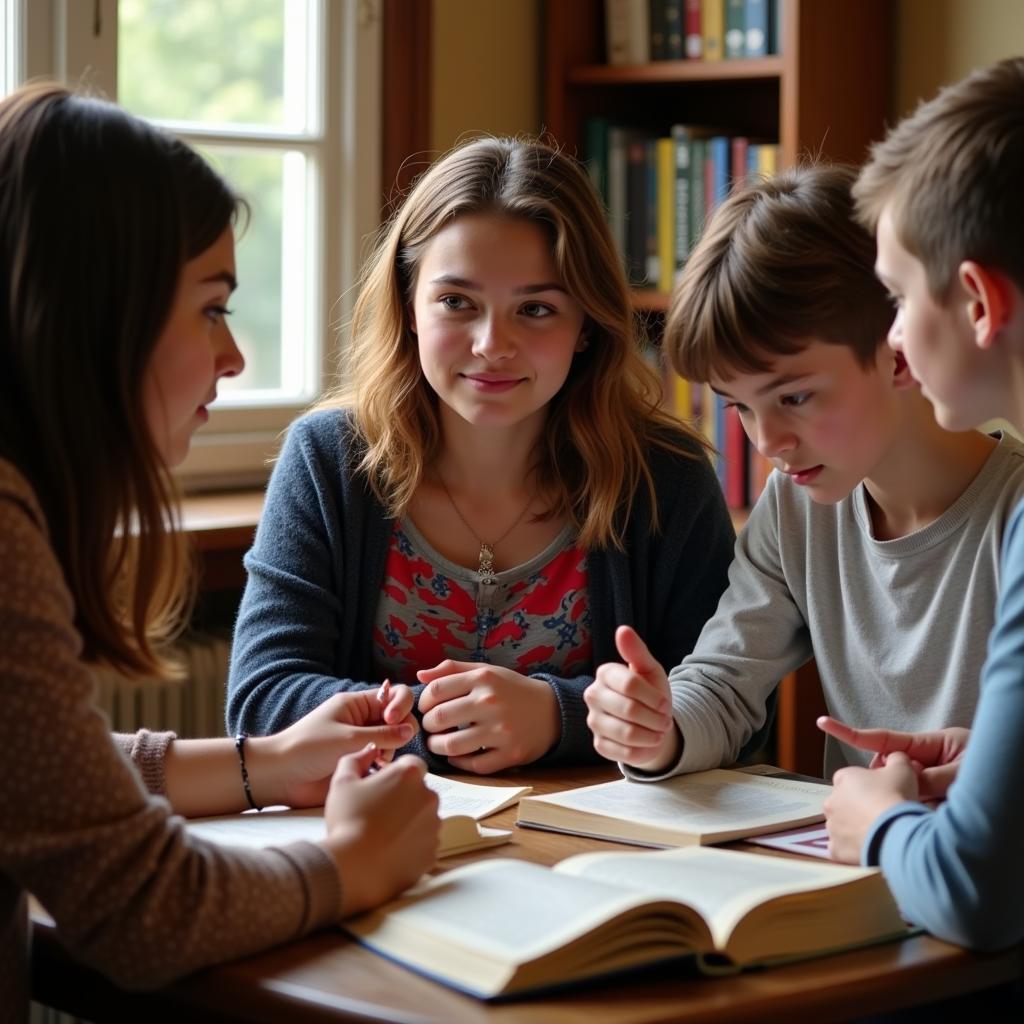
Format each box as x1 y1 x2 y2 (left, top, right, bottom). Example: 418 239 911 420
958 260 1011 351
575 330 589 353
889 347 916 390
408 305 418 335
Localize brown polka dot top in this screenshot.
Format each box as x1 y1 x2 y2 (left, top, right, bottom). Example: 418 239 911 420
0 459 342 1023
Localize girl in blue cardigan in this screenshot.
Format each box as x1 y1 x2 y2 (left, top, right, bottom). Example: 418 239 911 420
228 137 735 774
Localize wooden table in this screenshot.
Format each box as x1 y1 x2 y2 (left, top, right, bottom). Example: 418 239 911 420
31 766 1024 1023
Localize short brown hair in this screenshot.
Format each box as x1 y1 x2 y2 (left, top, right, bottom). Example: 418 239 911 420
854 57 1024 298
666 164 893 383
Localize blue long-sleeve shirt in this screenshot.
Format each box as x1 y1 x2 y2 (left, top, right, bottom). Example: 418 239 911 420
864 497 1024 951
226 409 736 773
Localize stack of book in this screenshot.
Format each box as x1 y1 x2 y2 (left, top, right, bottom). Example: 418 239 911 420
606 0 783 65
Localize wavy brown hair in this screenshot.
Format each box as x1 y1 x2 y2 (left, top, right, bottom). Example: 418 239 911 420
318 136 706 550
0 83 243 676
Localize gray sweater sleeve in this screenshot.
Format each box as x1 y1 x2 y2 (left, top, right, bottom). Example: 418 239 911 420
626 473 813 778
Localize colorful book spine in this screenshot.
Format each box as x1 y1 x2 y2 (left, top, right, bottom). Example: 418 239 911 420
646 138 660 286
627 135 650 285
688 136 707 250
671 124 692 283
707 135 731 212
770 0 782 55
745 0 769 57
605 0 650 64
723 405 749 508
656 136 676 294
725 0 746 58
684 0 703 59
649 0 667 60
665 0 685 60
606 125 629 262
702 0 724 60
730 136 749 192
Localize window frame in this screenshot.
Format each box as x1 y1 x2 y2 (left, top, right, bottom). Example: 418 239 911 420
13 0 388 490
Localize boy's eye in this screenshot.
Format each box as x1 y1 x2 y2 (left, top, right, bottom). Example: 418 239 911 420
780 392 811 408
722 401 750 415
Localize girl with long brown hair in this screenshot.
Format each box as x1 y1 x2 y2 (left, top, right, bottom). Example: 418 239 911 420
0 83 438 1019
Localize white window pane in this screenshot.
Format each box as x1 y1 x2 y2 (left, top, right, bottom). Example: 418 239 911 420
117 0 318 132
199 146 317 402
2 0 21 96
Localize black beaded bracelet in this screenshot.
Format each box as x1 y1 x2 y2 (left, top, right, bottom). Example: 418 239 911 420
234 733 262 812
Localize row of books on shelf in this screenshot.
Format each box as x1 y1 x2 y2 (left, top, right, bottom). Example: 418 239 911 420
668 371 772 511
583 117 779 294
606 0 782 65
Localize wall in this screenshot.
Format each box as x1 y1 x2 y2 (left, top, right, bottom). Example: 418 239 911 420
430 0 540 153
895 0 1024 115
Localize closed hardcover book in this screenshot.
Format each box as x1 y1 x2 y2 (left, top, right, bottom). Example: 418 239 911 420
723 404 749 508
627 135 651 285
684 0 703 58
707 135 731 212
649 0 667 60
702 0 724 60
607 125 630 262
656 136 676 294
606 0 650 64
664 0 685 60
725 0 745 58
730 135 749 191
671 124 692 280
745 0 768 56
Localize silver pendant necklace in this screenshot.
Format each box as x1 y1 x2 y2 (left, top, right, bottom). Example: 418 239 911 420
438 477 534 586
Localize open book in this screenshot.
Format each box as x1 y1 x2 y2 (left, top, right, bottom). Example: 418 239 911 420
343 846 905 998
516 768 828 847
187 774 531 859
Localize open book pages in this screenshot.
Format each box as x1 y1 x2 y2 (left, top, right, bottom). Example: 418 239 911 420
424 773 532 819
343 846 905 999
185 771 530 858
516 768 829 847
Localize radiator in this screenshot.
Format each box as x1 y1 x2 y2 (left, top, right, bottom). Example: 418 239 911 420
92 629 232 738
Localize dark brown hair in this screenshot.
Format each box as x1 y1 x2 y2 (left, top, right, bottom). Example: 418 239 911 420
665 164 894 383
0 82 242 675
320 136 708 550
854 56 1024 299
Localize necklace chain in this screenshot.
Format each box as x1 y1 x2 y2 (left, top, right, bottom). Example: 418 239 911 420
438 477 534 586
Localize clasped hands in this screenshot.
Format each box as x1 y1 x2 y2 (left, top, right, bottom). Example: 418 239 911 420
417 660 561 772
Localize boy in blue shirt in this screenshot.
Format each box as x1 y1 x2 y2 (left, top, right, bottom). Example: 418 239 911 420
585 163 1024 786
819 57 1024 952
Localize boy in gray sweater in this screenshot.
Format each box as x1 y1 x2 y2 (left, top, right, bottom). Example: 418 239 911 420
584 164 1024 779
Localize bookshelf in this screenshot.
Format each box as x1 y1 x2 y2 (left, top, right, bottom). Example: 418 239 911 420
544 0 892 776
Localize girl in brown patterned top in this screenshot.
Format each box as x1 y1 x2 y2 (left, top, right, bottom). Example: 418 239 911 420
0 82 439 1022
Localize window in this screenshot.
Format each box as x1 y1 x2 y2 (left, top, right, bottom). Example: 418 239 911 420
3 0 382 488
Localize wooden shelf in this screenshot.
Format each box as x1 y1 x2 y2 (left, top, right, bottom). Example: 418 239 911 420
180 490 263 592
567 56 784 86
